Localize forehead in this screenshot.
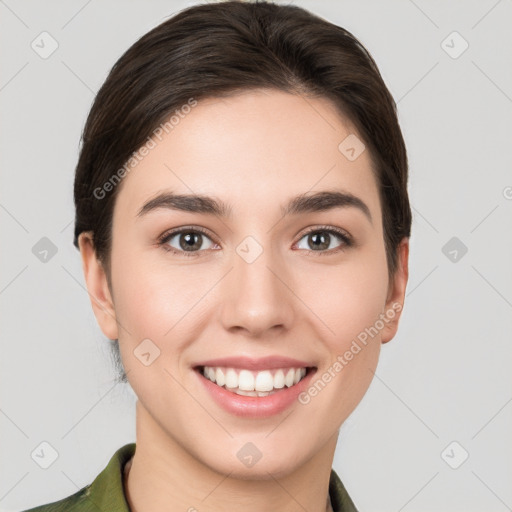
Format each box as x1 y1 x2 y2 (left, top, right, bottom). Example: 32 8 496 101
114 89 380 222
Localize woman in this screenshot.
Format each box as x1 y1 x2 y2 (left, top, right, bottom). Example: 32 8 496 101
23 1 411 510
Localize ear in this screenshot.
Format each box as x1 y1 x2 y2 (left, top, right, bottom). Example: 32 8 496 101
381 238 409 344
78 232 119 340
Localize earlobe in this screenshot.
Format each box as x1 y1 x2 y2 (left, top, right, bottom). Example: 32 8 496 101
78 232 119 340
381 238 409 344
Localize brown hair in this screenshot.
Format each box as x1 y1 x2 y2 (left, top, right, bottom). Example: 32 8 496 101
73 0 412 383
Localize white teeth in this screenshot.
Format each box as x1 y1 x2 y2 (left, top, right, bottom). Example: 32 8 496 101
238 370 255 391
285 368 295 387
225 387 260 397
215 367 225 387
225 368 238 388
255 370 274 392
202 365 309 394
274 370 285 389
234 388 257 397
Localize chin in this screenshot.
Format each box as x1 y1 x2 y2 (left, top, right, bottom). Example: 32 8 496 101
194 437 312 481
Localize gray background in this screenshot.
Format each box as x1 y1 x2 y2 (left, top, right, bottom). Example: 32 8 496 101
1 1 511 511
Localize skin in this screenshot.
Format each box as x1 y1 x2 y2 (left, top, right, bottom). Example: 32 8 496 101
79 89 409 512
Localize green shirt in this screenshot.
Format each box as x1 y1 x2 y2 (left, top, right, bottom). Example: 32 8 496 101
21 443 358 512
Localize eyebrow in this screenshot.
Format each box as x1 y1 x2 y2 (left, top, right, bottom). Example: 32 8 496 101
137 189 372 224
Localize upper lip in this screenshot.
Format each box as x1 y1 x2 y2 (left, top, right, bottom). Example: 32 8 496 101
194 356 314 371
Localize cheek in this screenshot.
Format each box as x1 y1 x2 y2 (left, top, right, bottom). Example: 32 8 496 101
303 250 389 349
111 245 212 356
297 258 387 426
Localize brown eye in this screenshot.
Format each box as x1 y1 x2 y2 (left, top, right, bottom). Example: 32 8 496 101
295 227 352 253
159 228 217 255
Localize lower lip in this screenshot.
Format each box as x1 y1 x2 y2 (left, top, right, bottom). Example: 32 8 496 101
195 368 317 418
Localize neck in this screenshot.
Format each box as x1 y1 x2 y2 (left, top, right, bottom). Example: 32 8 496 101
124 401 338 512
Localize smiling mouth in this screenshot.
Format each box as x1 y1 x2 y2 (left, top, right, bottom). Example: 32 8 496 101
196 365 315 397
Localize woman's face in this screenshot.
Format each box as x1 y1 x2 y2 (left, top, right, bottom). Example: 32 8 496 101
82 89 408 478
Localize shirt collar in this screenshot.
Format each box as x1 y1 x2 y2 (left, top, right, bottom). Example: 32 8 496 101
85 442 134 512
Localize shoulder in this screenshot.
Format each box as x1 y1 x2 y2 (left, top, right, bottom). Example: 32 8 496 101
19 486 93 512
329 467 359 512
19 443 136 512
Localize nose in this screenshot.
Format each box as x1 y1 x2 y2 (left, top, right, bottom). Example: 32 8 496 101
219 241 295 338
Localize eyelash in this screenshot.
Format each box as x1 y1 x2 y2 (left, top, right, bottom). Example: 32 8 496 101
157 225 353 258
